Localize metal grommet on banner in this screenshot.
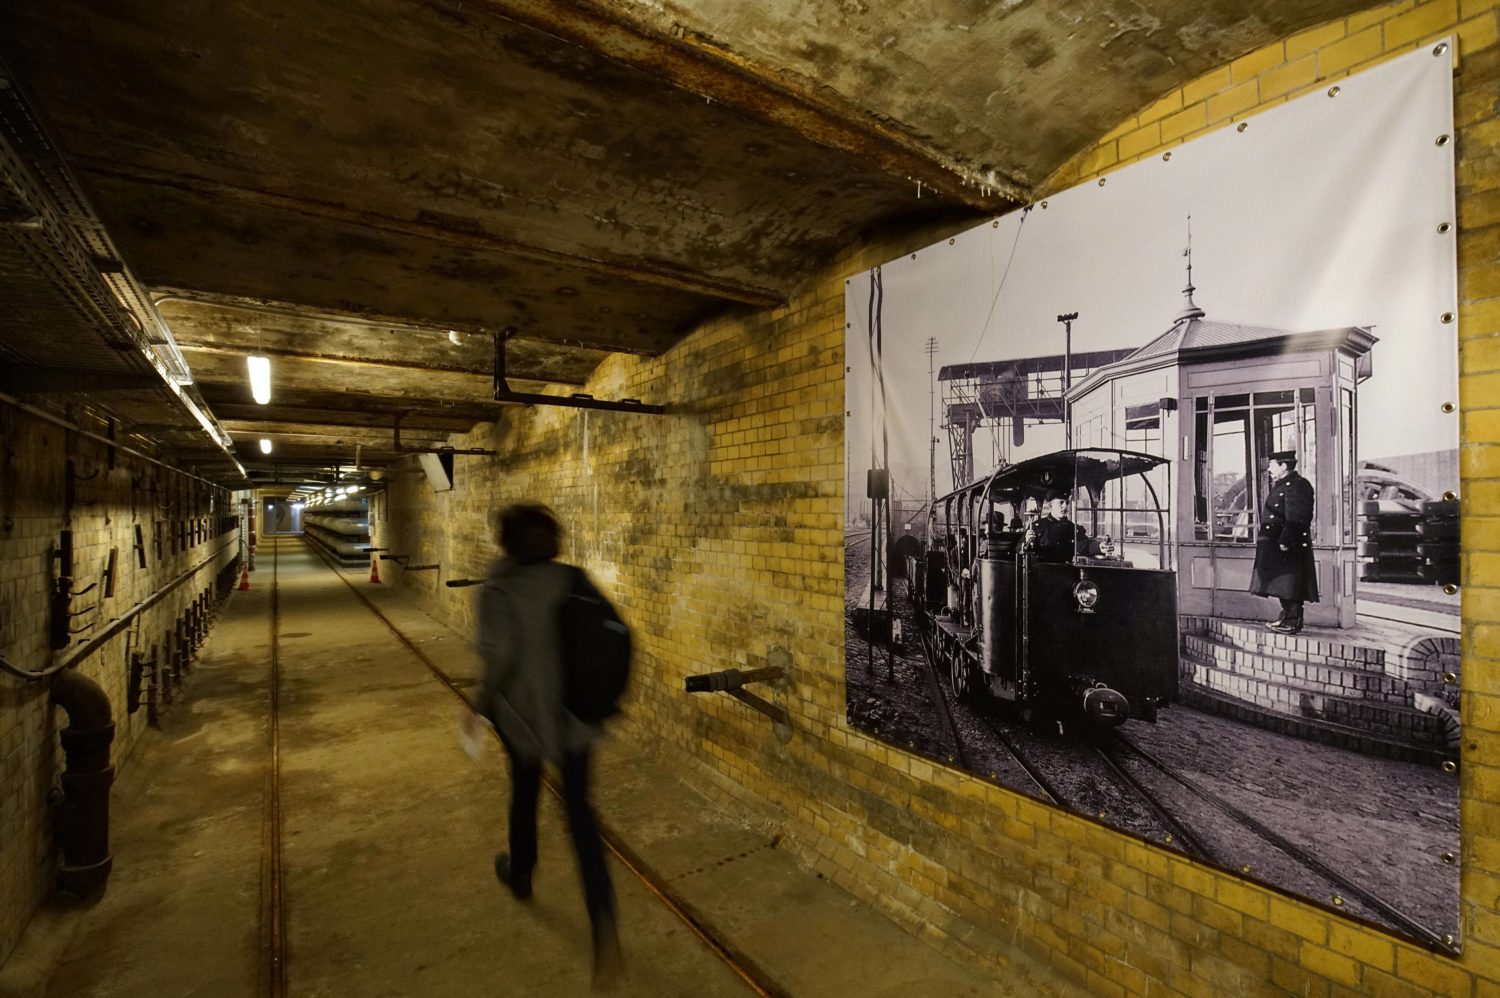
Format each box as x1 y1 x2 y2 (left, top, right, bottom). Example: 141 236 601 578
1442 760 1457 774
1097 810 1107 819
1441 312 1455 323
1098 178 1107 186
948 238 955 245
1328 86 1341 98
1444 934 1456 948
1442 402 1456 413
1444 584 1459 595
1163 834 1174 844
1438 222 1452 233
1332 895 1345 907
1434 42 1450 57
1443 671 1458 684
910 253 917 260
1442 851 1456 864
1237 122 1248 133
1240 864 1252 875
1162 151 1172 161
993 220 1000 227
1443 490 1458 501
1437 134 1451 146
1040 201 1048 209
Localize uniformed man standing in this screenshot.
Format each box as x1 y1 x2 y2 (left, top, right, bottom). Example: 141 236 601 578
1249 450 1319 633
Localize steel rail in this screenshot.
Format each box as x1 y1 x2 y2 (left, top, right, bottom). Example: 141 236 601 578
300 538 781 998
1088 739 1209 859
263 538 288 998
1111 732 1448 950
912 612 968 773
974 715 1062 808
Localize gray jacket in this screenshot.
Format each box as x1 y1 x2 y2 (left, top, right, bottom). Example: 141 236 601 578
476 556 599 762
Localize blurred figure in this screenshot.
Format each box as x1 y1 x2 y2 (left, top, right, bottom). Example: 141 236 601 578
465 503 622 987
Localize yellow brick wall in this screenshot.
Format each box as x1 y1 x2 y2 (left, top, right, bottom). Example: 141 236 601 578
0 402 238 966
376 0 1500 993
1047 3 1498 989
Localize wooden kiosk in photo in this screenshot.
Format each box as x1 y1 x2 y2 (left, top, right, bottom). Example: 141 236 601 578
1067 285 1375 630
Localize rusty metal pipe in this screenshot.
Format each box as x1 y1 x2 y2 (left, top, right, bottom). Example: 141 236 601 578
50 669 115 897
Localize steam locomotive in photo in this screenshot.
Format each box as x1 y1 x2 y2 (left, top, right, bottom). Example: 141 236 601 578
913 448 1179 726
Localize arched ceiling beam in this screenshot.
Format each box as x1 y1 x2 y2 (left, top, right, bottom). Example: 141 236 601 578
74 157 786 310
453 0 1023 208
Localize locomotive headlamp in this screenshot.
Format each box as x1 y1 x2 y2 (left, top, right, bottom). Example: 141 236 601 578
1073 580 1099 612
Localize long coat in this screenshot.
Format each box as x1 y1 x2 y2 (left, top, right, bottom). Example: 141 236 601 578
1249 470 1320 601
476 556 600 763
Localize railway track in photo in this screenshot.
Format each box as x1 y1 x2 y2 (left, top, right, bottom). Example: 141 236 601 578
906 612 1448 947
1098 731 1448 948
911 599 968 773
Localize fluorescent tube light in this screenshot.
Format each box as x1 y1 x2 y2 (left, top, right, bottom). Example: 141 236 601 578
259 438 272 454
247 355 272 404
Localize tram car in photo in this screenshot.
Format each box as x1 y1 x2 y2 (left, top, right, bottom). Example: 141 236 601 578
916 448 1179 726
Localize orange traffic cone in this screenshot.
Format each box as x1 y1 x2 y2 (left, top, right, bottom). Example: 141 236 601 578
238 564 251 590
369 555 382 584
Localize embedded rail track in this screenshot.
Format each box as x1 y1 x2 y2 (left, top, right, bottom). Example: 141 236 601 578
1103 731 1447 949
910 624 1449 949
252 537 780 996
910 593 968 773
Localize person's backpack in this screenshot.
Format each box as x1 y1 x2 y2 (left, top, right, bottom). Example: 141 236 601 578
558 566 632 723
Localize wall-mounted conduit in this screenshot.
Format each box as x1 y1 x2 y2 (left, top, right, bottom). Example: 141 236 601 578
0 539 237 682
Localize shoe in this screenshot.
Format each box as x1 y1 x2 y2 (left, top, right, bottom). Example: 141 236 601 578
591 910 624 990
1268 620 1300 635
494 852 532 900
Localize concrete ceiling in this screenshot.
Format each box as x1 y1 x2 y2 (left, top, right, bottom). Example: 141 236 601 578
0 0 1378 487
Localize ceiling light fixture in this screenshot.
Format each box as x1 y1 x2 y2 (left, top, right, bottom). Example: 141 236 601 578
247 355 272 405
259 438 272 454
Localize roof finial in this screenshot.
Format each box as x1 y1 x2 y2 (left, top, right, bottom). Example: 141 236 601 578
1177 214 1205 322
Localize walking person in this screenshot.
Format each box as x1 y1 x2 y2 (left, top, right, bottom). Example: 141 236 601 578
464 503 622 987
1249 450 1319 633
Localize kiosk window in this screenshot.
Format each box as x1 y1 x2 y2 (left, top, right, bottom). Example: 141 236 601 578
1125 402 1163 456
1210 399 1252 543
1194 390 1319 544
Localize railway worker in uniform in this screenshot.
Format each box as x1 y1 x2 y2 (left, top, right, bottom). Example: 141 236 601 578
1026 491 1115 563
1250 450 1319 634
464 503 623 986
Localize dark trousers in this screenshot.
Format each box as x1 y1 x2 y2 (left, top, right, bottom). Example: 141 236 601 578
502 740 615 925
1278 598 1304 627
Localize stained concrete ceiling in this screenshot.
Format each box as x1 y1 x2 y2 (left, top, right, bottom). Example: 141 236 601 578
0 0 1378 487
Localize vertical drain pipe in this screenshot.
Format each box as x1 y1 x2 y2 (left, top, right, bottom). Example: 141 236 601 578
50 669 115 896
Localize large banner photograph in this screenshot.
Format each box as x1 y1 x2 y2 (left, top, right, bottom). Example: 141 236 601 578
844 43 1461 948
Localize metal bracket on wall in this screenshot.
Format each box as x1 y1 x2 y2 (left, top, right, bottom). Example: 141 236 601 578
493 329 664 415
685 667 791 742
102 548 117 598
392 412 495 457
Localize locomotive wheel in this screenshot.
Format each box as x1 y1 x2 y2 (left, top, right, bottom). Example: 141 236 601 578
949 653 971 702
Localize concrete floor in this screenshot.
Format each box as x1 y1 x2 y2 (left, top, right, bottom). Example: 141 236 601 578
1 537 1083 997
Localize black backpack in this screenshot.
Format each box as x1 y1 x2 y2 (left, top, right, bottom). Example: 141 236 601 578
558 566 632 723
